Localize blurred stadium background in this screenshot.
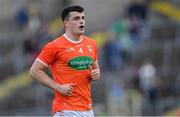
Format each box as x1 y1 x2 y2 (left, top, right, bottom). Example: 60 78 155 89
0 0 180 116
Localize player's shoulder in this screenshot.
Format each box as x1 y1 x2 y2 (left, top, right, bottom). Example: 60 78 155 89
49 35 65 44
44 35 64 48
52 35 65 43
82 35 96 44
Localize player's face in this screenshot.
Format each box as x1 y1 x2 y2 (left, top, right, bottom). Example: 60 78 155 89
65 12 85 35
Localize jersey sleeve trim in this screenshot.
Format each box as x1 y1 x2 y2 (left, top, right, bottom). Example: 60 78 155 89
36 58 49 67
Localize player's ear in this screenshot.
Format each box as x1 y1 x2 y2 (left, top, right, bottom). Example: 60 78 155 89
63 20 69 28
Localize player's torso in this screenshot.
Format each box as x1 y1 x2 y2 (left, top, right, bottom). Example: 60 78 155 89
51 35 96 85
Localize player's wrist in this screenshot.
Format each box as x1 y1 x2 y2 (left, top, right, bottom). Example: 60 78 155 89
53 84 61 91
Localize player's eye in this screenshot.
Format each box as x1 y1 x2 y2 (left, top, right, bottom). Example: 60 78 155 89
73 16 80 21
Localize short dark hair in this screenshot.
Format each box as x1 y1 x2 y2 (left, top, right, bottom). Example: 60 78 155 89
61 5 84 21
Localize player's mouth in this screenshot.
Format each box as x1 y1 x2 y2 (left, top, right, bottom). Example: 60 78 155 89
79 25 84 30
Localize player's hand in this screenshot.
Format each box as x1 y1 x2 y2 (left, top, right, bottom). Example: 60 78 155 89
89 62 100 81
56 84 76 96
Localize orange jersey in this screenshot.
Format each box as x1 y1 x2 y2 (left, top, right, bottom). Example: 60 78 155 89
37 34 98 113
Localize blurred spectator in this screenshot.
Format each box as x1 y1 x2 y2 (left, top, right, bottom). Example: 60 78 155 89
128 65 140 90
110 17 129 37
127 0 148 21
139 59 160 114
129 14 142 43
139 59 157 100
139 59 159 115
108 81 124 115
174 73 180 96
23 39 34 54
104 32 121 71
127 0 150 40
116 18 133 67
23 38 35 66
27 8 42 36
35 23 53 52
15 7 29 30
110 16 134 68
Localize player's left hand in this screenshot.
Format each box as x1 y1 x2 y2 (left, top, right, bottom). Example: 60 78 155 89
89 62 100 81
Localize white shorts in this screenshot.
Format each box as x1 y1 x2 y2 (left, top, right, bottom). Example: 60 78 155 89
53 110 94 117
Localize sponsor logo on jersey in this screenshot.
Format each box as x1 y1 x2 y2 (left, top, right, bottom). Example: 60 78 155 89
68 56 93 70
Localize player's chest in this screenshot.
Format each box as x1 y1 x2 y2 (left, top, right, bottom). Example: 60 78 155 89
57 44 95 61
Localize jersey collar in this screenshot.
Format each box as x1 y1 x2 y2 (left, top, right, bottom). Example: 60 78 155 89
63 33 83 44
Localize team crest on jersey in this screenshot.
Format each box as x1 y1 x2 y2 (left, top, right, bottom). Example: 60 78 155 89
87 45 92 52
68 56 93 70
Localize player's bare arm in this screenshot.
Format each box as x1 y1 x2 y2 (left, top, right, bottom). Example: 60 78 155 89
89 61 100 81
29 59 75 96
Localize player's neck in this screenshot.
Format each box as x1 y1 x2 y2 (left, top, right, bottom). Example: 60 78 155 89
65 32 82 42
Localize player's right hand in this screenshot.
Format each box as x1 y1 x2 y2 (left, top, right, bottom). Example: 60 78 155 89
89 62 100 81
56 84 76 96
